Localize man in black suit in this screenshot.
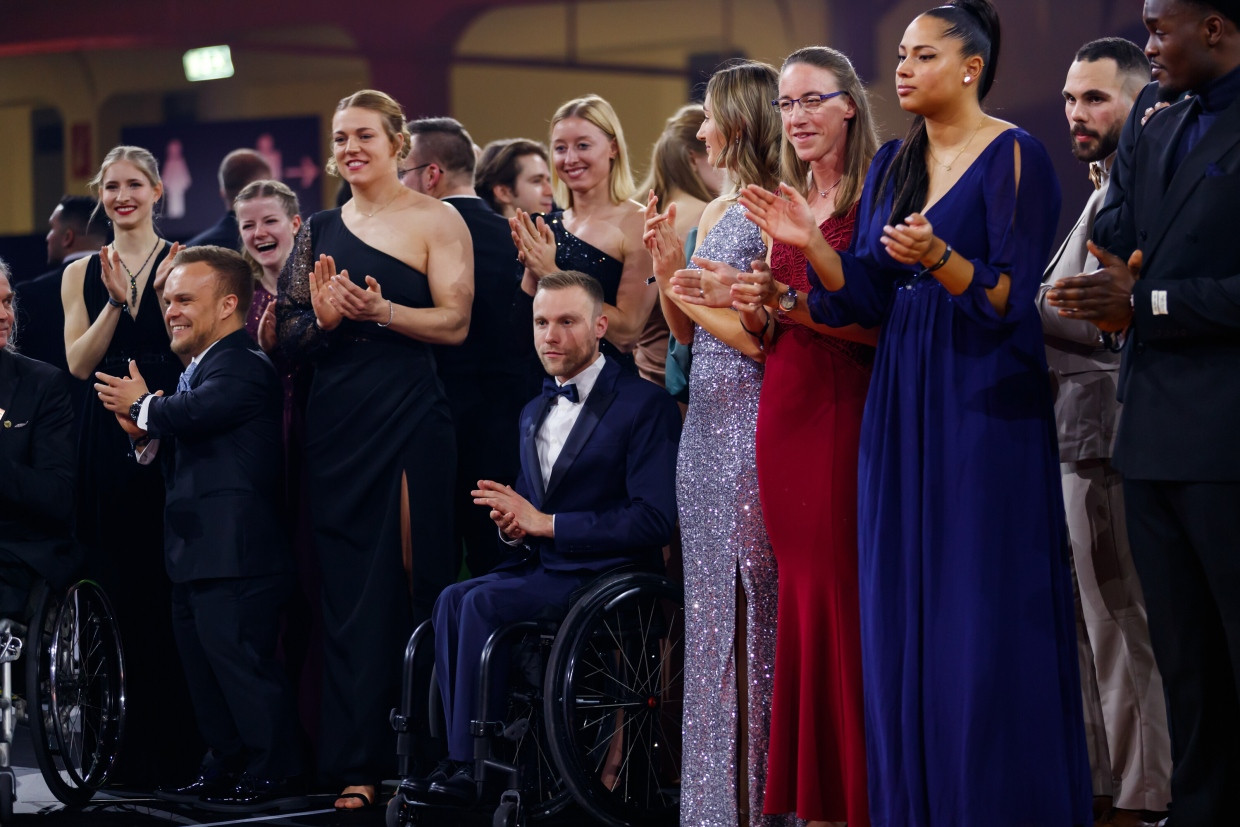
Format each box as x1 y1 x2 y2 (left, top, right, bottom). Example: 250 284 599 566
95 246 304 812
411 270 680 805
0 258 77 619
404 116 528 577
14 196 106 375
186 150 272 250
1047 1 1240 823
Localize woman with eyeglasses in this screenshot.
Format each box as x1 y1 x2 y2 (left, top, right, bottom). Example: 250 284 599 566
644 60 786 826
741 1 1091 823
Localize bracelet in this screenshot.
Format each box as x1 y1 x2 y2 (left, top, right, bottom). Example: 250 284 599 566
739 308 771 349
106 295 126 309
920 242 953 276
377 299 394 327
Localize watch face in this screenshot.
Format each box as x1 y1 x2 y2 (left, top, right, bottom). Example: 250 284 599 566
779 289 796 311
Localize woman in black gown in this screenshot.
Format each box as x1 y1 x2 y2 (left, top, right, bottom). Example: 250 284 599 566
277 89 472 810
61 145 200 785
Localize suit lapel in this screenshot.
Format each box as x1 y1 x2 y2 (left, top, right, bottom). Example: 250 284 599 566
0 352 16 413
521 398 553 507
1145 98 1240 259
542 364 618 503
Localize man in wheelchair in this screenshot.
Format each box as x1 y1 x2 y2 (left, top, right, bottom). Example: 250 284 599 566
0 258 77 627
412 270 680 806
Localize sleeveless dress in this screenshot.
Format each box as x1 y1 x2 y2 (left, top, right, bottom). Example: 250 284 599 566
547 211 636 371
811 131 1092 826
76 245 202 784
677 202 786 827
277 209 457 785
759 208 873 824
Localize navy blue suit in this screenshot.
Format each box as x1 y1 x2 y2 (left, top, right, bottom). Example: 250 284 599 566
145 327 301 780
432 356 680 760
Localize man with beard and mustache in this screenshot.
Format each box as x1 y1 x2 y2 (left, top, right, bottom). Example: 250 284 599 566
1048 2 1240 823
1037 37 1172 827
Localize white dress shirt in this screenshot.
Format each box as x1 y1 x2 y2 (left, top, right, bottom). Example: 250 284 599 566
536 354 606 490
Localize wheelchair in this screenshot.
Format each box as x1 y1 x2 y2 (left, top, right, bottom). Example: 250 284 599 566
387 570 684 827
0 579 126 823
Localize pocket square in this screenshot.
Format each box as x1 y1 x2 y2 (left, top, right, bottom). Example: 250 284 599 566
2 420 29 429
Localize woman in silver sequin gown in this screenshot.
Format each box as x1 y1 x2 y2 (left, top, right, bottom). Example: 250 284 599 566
645 61 790 827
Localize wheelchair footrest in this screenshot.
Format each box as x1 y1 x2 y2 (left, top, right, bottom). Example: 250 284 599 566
469 719 510 738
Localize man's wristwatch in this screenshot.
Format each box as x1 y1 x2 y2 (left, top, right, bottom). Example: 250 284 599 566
129 392 151 424
778 286 798 311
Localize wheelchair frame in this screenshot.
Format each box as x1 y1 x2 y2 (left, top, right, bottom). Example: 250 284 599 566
0 579 126 823
387 570 684 827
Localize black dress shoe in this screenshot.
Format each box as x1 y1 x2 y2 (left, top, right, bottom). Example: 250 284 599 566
199 774 310 812
426 764 479 806
401 758 456 800
154 771 237 803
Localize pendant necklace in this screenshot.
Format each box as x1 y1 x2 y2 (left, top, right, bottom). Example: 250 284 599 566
930 119 985 172
358 189 402 218
812 173 841 200
116 238 163 308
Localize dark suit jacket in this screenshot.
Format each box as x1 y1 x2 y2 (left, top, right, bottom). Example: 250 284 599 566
434 196 525 399
1093 82 1240 481
14 263 69 373
145 328 289 582
186 211 242 251
508 357 680 575
0 350 78 588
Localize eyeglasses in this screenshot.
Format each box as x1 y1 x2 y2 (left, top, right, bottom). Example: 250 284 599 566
771 91 847 115
399 163 431 177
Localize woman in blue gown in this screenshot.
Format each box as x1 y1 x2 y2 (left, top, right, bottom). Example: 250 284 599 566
741 2 1091 824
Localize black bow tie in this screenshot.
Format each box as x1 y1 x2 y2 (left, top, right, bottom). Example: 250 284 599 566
542 377 580 404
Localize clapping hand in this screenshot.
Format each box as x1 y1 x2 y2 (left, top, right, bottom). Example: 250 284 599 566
473 480 552 540
329 272 388 323
642 191 685 284
309 254 345 330
257 302 278 353
731 260 777 312
94 359 153 415
152 241 185 300
739 183 818 250
1046 241 1143 332
98 245 130 309
672 257 741 308
510 209 557 278
881 213 936 266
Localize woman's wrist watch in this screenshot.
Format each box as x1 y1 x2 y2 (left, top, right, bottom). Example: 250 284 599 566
778 286 798 311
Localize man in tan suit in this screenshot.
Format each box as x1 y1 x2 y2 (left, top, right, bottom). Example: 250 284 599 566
1037 38 1171 827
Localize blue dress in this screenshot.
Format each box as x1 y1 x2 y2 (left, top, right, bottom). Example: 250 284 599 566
809 130 1092 826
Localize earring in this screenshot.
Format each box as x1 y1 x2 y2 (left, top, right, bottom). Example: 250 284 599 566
964 75 972 83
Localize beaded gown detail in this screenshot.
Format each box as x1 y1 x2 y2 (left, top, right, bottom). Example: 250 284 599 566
277 209 457 785
760 206 872 824
547 211 634 370
677 202 786 827
810 131 1092 826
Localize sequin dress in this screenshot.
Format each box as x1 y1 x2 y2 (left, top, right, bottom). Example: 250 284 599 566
677 201 786 827
547 211 635 371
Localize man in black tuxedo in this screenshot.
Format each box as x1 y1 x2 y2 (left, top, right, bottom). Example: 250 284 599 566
412 271 680 805
1047 1 1240 823
14 196 106 375
95 246 304 812
404 116 528 577
0 259 77 619
186 150 272 250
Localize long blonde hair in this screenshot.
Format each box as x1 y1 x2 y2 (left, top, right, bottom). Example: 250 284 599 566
88 145 163 223
641 104 715 209
549 94 636 209
705 60 782 194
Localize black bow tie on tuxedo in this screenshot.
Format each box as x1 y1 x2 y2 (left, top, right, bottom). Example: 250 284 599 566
542 377 580 404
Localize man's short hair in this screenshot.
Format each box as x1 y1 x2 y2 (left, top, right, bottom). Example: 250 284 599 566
535 270 604 316
475 138 549 211
407 118 476 177
1075 37 1151 77
219 150 273 203
171 245 254 316
1181 0 1240 26
57 195 107 237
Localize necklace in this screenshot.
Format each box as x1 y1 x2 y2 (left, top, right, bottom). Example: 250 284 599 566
929 119 986 172
116 237 162 308
812 173 842 200
357 188 403 218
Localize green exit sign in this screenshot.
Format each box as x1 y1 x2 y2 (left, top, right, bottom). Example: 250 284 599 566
183 46 234 82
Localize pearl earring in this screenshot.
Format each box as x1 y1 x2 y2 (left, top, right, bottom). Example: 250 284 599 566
964 75 972 83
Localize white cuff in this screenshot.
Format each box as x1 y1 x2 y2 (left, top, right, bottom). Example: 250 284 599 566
136 394 156 431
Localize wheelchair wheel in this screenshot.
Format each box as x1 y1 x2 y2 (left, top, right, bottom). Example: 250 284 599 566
543 572 683 827
491 635 571 819
26 581 126 806
0 768 14 822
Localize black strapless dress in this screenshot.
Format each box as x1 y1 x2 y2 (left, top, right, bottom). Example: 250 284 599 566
277 209 456 785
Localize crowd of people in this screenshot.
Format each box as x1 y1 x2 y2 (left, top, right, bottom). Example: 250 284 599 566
2 0 1239 824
